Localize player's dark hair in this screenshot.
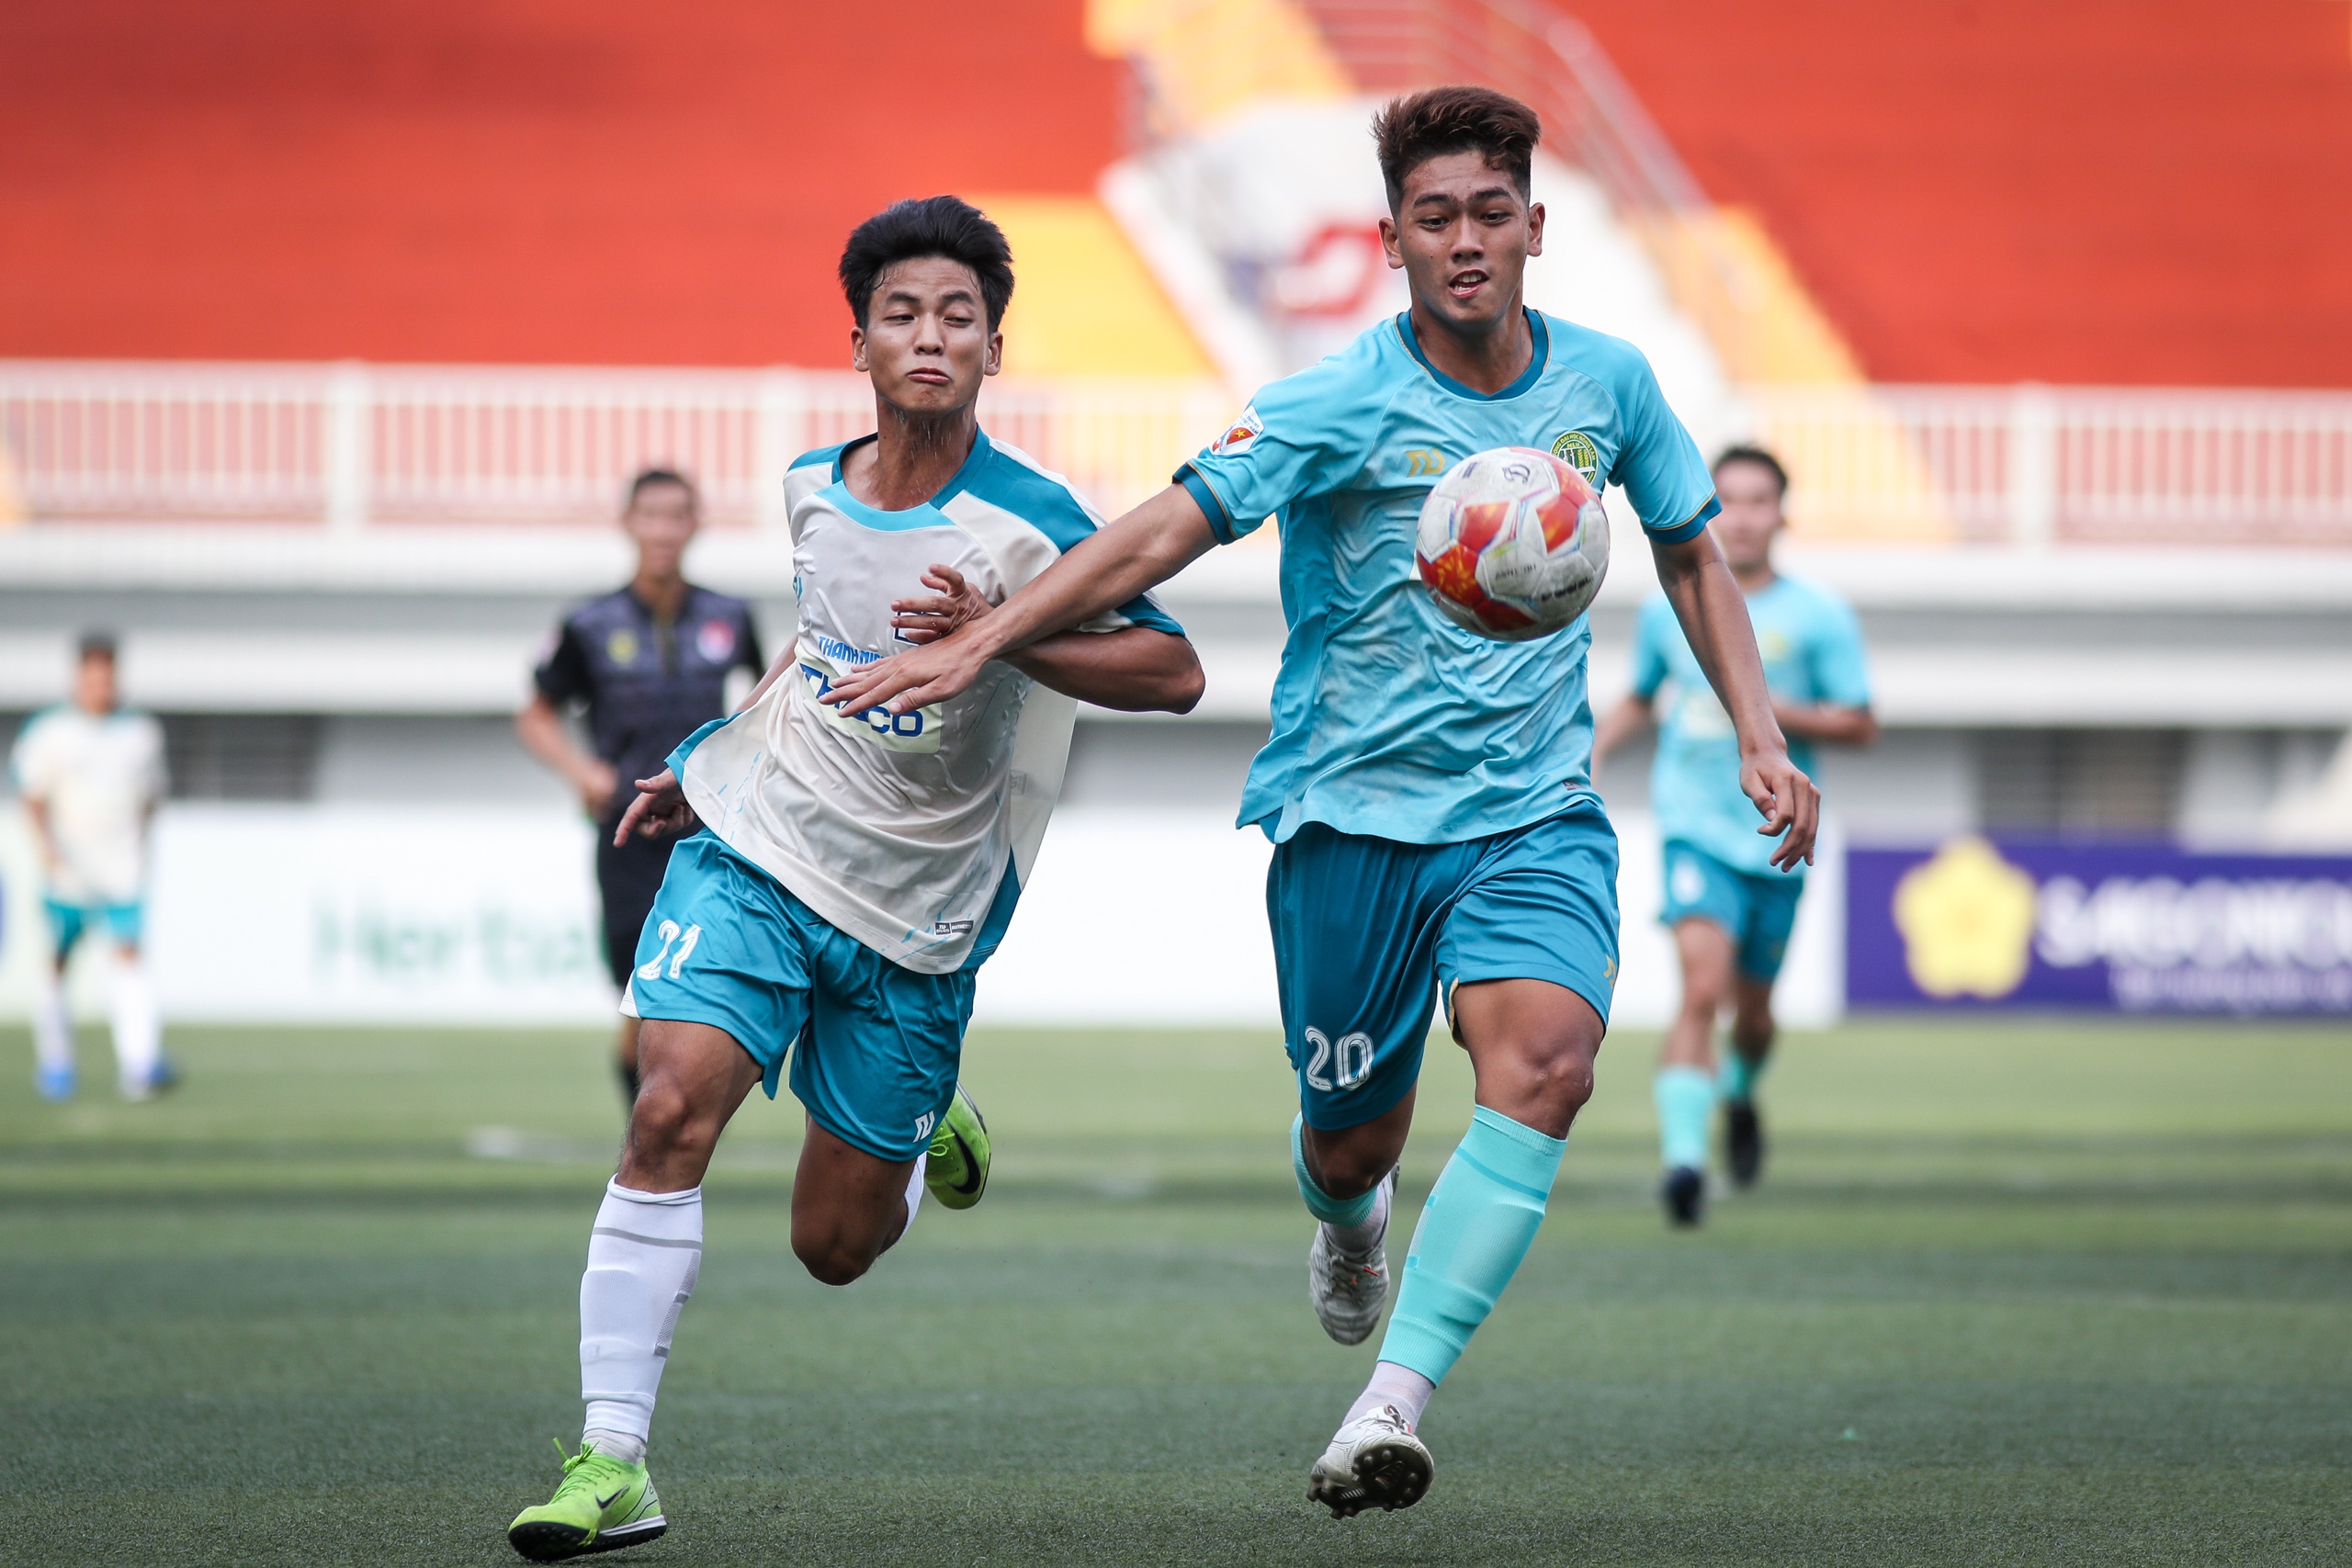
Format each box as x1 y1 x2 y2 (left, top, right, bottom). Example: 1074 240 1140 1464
838 197 1014 330
1372 86 1541 212
1713 444 1790 499
626 468 696 511
76 630 118 663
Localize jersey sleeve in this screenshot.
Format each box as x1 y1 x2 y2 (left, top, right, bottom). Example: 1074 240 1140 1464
534 620 593 705
1807 594 1874 709
1175 355 1385 545
1611 350 1720 546
1629 597 1674 699
9 714 54 798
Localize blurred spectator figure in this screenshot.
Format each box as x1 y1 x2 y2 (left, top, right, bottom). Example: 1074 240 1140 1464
517 469 764 1105
11 633 175 1101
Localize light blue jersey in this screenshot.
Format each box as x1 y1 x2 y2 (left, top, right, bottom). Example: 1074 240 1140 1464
1181 309 1718 846
1632 575 1871 877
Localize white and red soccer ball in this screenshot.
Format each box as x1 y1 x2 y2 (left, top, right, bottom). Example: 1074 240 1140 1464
1414 446 1611 641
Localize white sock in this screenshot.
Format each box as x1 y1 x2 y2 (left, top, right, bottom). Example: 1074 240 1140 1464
581 1427 647 1466
1344 1359 1436 1430
580 1179 704 1452
899 1157 925 1245
107 953 160 1091
31 967 73 1076
1324 1177 1391 1257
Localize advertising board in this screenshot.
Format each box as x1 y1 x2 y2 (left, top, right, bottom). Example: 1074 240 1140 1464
1849 838 2352 1014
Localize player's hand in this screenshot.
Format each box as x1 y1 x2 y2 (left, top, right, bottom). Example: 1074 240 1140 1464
615 768 698 846
822 628 993 719
889 564 994 645
1742 747 1821 871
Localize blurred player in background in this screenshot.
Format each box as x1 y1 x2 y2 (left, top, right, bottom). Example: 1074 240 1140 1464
518 470 763 1104
826 91 1815 1519
503 197 1201 1562
11 633 175 1101
1596 445 1874 1226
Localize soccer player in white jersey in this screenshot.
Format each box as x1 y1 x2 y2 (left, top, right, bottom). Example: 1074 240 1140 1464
828 88 1818 1517
10 633 175 1101
1596 445 1874 1224
503 197 1202 1562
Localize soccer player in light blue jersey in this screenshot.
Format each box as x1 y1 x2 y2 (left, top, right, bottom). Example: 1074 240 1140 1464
827 88 1818 1517
1596 446 1875 1226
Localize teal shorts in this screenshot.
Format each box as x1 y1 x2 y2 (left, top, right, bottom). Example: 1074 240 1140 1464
1266 801 1621 1132
45 897 143 963
1659 840 1804 982
623 833 975 1163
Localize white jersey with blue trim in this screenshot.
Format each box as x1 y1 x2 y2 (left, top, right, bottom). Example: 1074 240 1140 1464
9 704 168 904
1179 309 1719 847
673 430 1183 976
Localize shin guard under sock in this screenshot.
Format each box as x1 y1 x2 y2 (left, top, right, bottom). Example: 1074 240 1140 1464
1374 1107 1566 1386
581 1179 703 1447
1654 1066 1715 1171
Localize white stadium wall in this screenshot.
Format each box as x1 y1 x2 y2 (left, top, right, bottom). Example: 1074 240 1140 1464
0 802 1846 1032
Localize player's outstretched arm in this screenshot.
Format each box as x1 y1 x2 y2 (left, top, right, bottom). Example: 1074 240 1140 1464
888 562 1203 713
823 483 1217 720
1650 528 1820 869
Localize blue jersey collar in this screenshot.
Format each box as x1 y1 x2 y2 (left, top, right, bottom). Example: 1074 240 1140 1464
829 426 992 525
1396 308 1548 401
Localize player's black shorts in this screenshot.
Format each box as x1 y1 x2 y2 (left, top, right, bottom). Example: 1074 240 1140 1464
595 818 678 989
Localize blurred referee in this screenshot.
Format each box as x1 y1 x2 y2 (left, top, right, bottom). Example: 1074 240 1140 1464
519 468 764 1103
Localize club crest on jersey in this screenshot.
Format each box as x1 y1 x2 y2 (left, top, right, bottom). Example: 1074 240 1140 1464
695 618 737 663
1551 430 1601 486
605 627 640 666
1209 405 1262 457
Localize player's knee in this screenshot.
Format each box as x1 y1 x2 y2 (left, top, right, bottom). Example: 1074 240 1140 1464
626 1076 711 1161
792 1228 878 1288
1520 1033 1597 1116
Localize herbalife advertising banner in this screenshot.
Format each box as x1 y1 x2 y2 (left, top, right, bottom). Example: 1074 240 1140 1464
1849 838 2352 1015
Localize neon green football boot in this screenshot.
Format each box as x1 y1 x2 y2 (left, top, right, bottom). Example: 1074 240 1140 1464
507 1440 666 1562
924 1082 990 1210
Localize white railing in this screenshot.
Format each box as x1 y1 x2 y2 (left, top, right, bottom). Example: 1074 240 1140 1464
1746 384 2352 547
4 359 2351 547
0 360 1230 528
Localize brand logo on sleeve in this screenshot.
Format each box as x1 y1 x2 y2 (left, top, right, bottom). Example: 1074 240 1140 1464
1208 405 1262 457
1551 430 1601 486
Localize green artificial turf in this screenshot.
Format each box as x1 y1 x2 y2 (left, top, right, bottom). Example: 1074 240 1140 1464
2 1019 2347 1565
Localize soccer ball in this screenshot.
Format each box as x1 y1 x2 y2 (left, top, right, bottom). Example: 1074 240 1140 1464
1414 446 1611 641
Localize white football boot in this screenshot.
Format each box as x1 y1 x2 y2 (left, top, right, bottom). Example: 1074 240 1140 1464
1306 1166 1396 1345
1307 1404 1433 1518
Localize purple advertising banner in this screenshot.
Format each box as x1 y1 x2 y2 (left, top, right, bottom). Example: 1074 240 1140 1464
1848 839 2352 1015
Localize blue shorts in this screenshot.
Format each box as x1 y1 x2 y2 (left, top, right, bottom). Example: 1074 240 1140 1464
1266 802 1621 1132
45 897 142 963
622 833 975 1163
1660 840 1804 982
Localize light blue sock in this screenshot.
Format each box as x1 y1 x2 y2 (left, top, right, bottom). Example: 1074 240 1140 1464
1374 1107 1567 1386
1719 1052 1763 1105
1655 1066 1716 1171
1291 1114 1377 1227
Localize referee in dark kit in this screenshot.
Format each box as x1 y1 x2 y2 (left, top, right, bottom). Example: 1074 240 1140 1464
519 468 764 1102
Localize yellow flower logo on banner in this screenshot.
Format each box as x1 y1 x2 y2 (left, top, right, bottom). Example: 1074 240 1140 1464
1892 838 2039 999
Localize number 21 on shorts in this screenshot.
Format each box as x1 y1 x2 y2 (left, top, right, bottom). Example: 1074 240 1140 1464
638 920 702 981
